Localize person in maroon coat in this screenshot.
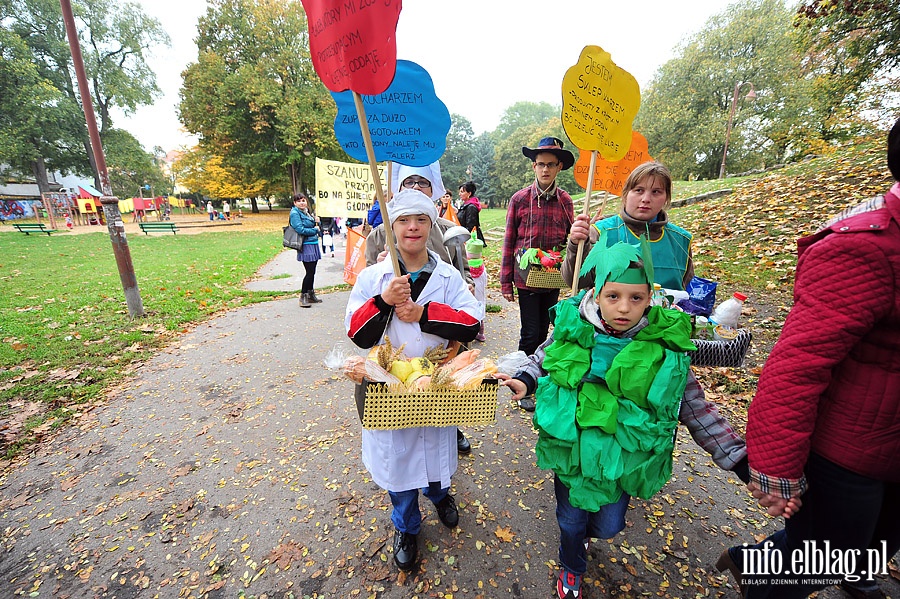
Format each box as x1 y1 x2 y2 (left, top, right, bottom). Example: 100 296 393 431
717 119 900 598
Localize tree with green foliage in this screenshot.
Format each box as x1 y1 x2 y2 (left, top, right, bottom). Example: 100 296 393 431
796 0 900 83
0 27 85 192
636 0 802 180
179 0 340 210
103 128 168 200
1 0 168 192
792 0 899 136
468 133 496 207
493 101 560 141
441 114 476 195
490 117 577 208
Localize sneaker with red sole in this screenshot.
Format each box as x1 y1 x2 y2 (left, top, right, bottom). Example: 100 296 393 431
557 569 582 599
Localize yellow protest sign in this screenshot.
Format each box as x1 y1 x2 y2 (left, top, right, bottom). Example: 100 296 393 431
561 46 640 162
573 131 653 195
314 157 386 217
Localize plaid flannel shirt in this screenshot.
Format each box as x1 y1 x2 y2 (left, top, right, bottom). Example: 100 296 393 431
500 183 574 295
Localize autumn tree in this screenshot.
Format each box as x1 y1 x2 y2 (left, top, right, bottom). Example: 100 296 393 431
174 144 266 202
792 0 900 135
636 0 803 180
179 0 339 210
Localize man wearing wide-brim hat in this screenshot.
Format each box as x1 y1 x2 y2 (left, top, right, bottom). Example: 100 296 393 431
500 136 575 412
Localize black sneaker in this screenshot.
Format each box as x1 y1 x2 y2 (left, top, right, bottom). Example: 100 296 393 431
392 530 417 571
457 429 471 454
434 494 459 528
518 395 536 412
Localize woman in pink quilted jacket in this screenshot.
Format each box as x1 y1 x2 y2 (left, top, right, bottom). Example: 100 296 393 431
717 119 900 598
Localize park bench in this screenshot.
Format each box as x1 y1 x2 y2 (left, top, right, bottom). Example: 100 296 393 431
13 223 57 236
139 222 178 235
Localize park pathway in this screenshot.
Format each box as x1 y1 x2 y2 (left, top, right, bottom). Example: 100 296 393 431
0 243 894 598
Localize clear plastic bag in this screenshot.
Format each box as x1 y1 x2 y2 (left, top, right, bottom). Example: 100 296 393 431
323 342 352 369
495 350 532 376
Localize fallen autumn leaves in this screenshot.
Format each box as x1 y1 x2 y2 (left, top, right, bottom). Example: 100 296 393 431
1 140 899 598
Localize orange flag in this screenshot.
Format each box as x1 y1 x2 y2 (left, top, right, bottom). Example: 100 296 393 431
443 203 460 226
343 226 368 286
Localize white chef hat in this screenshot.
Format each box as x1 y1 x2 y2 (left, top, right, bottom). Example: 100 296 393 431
391 161 445 200
387 188 438 225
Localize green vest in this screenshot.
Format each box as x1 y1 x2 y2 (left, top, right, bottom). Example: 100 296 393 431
594 216 692 291
534 291 696 512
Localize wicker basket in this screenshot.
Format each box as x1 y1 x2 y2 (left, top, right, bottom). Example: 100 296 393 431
354 378 499 429
688 329 752 367
523 264 569 289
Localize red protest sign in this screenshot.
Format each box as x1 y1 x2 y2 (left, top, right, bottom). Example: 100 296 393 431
301 0 402 95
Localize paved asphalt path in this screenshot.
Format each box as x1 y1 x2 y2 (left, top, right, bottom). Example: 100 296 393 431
1 236 896 598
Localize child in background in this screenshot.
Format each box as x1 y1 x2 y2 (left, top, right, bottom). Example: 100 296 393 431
466 229 487 341
498 235 749 599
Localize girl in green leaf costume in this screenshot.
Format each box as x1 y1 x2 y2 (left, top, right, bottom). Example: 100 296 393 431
499 234 698 599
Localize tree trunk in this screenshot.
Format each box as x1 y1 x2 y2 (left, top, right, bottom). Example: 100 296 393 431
289 163 299 196
30 156 50 194
250 198 260 214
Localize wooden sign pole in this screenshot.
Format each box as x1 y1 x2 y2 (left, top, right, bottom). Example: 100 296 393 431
571 150 598 292
353 92 401 276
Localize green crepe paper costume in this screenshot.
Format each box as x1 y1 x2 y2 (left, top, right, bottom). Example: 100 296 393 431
534 290 696 511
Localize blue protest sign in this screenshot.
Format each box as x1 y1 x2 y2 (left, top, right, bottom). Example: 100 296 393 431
331 60 451 167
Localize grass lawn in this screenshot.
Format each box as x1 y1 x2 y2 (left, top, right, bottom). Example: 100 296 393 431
0 227 288 455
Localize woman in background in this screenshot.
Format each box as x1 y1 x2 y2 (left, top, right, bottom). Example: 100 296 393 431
290 193 322 308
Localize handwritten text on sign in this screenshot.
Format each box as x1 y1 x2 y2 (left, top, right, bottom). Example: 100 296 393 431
561 46 640 162
331 60 451 166
315 157 386 217
302 0 401 94
573 131 653 195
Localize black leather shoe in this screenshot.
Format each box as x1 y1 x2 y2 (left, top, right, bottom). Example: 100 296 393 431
518 395 536 412
435 494 459 529
457 429 471 454
392 530 417 571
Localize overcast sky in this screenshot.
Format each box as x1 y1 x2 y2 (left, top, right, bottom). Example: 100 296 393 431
116 0 731 153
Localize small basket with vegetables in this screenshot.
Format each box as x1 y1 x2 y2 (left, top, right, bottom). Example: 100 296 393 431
340 337 499 429
516 247 569 289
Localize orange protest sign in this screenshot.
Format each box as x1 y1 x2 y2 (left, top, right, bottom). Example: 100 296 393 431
561 46 640 161
573 131 653 195
343 225 368 286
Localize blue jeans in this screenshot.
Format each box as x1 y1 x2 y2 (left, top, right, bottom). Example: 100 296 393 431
517 289 560 356
388 482 449 535
732 452 900 598
555 475 629 575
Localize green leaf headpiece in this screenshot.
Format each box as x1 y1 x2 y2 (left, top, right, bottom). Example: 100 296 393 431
580 231 654 297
